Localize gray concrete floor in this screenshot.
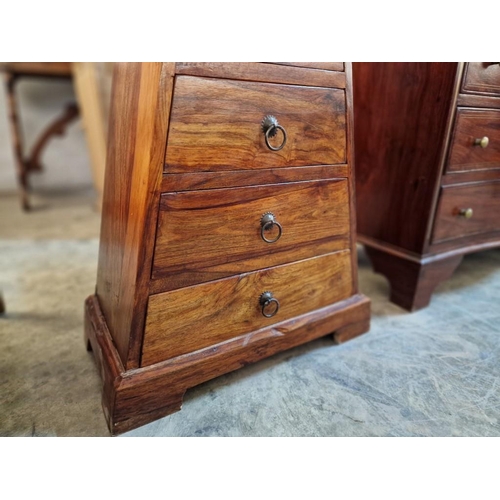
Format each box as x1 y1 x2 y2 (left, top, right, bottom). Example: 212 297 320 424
1 189 499 436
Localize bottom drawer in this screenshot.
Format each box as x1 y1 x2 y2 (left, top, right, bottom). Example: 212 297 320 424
142 250 353 366
432 181 500 243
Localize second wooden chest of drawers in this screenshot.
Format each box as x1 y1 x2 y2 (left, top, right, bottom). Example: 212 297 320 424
354 62 500 311
85 62 370 434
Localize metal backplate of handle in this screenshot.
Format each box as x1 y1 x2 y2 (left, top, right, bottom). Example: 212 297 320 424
261 115 287 151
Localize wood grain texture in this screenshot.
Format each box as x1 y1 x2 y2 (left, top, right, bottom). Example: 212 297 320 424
95 62 175 369
447 108 500 172
272 62 344 72
160 164 349 192
441 168 500 186
152 179 350 288
365 246 463 311
165 76 346 172
432 181 500 243
457 93 500 110
353 62 458 254
85 293 370 435
143 251 353 365
175 62 346 89
462 62 500 96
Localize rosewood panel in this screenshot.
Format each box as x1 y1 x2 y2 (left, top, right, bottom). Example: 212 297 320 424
143 251 353 365
160 164 349 192
165 76 346 172
353 62 458 253
174 62 346 88
96 62 175 368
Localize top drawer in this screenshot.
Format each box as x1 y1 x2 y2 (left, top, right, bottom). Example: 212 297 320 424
462 62 500 96
164 76 346 173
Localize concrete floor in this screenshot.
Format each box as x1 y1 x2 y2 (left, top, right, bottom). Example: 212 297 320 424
1 189 500 436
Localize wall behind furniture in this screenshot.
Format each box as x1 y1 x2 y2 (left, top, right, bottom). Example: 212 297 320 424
0 78 93 193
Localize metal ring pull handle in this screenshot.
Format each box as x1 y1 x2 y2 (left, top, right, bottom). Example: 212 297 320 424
474 136 489 148
259 291 280 318
261 115 287 151
260 212 282 243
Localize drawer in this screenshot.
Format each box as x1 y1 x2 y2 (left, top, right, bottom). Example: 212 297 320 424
142 250 353 365
432 181 500 243
462 62 500 96
152 179 350 290
164 76 346 173
447 109 500 172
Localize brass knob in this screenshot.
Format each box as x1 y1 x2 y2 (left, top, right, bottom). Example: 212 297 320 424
458 208 473 219
474 136 489 148
259 291 280 318
260 212 283 243
261 115 287 151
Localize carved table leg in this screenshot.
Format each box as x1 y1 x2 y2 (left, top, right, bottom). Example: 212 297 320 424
3 72 79 211
365 246 463 312
26 102 79 173
4 73 29 210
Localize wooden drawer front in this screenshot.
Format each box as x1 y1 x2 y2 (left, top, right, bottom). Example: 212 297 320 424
152 179 350 290
462 63 500 96
432 181 500 242
142 251 352 365
164 76 346 173
447 109 500 172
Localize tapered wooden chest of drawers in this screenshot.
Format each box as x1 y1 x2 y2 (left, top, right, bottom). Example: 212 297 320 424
84 62 370 434
354 62 500 311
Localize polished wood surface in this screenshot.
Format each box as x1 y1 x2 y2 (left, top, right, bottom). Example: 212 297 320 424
165 76 346 172
442 168 500 186
86 292 370 434
457 93 500 109
175 62 346 88
432 181 500 242
87 62 369 433
143 251 353 365
161 164 349 192
96 62 175 368
152 179 350 288
462 62 500 96
353 62 458 254
447 108 500 172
